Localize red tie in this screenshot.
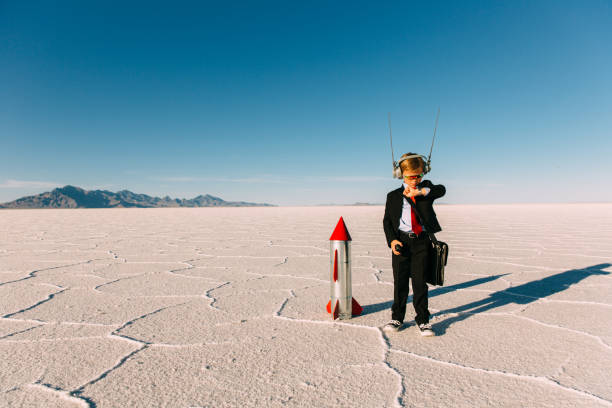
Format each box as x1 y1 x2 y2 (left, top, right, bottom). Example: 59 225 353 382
410 197 423 235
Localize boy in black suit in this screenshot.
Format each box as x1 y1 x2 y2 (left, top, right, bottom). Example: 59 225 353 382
382 153 446 336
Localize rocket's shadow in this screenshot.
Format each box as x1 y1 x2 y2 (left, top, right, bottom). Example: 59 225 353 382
431 263 611 335
360 274 510 316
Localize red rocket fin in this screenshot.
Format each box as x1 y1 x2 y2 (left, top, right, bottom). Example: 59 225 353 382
332 299 339 320
351 298 363 316
327 298 362 317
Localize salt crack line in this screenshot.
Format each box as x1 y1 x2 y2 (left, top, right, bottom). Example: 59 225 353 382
273 306 378 332
0 259 105 287
60 321 118 327
75 273 109 280
167 261 196 276
167 266 222 280
274 291 294 316
533 298 612 308
93 276 138 292
433 310 536 322
510 314 612 352
150 339 241 348
271 289 298 318
270 245 327 253
129 295 206 298
178 258 202 268
2 288 68 319
112 302 190 345
270 320 405 408
378 329 406 408
499 288 612 308
245 271 328 284
108 333 148 347
452 256 598 273
38 282 65 290
544 253 612 260
167 272 212 279
71 344 148 405
390 349 612 406
60 308 196 403
273 295 403 407
1 335 109 344
217 255 289 259
26 382 90 408
0 317 115 327
0 323 44 340
204 281 230 310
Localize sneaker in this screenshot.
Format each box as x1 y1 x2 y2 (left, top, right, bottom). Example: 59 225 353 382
383 320 402 332
418 322 435 337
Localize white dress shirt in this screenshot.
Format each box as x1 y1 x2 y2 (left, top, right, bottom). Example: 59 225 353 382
398 184 430 233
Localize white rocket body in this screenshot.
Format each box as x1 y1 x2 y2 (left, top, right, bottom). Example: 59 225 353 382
327 217 362 320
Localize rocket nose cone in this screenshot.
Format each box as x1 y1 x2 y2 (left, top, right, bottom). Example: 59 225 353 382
329 216 352 241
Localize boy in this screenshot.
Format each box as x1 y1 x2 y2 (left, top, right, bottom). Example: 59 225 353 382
382 152 446 336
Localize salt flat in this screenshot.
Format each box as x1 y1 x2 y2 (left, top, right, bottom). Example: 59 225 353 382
0 204 611 408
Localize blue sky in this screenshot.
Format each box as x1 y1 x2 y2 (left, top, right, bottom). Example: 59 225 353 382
1 1 611 205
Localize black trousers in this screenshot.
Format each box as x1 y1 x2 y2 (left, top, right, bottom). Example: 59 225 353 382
391 235 431 325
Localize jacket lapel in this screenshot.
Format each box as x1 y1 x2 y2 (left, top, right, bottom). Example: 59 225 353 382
393 187 404 229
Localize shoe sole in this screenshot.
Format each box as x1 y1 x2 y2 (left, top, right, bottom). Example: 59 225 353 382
419 330 435 337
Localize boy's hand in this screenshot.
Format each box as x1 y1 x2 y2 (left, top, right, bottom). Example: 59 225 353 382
391 240 402 255
403 187 423 198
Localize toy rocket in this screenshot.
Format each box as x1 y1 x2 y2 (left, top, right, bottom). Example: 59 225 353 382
326 217 362 320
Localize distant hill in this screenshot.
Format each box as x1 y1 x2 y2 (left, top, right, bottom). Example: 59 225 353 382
314 202 383 206
0 185 274 209
351 202 382 206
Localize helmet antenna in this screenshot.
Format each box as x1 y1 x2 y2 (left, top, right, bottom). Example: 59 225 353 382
388 112 397 168
427 107 440 168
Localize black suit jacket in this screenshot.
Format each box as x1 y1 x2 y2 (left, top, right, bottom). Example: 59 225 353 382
383 179 446 248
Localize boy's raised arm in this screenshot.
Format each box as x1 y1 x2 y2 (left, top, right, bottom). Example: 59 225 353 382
422 180 445 200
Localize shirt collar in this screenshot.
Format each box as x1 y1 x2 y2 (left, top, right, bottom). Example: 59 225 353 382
402 181 423 189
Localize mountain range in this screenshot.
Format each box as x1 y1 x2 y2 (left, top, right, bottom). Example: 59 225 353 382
0 186 274 209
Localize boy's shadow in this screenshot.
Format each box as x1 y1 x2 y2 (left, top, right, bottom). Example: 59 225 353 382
431 263 611 335
361 274 511 317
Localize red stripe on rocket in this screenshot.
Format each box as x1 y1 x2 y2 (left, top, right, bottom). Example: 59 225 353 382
333 250 338 282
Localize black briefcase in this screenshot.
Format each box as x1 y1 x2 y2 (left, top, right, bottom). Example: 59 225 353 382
427 239 448 286
403 196 449 286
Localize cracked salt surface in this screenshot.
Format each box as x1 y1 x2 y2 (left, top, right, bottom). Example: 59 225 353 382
0 204 611 407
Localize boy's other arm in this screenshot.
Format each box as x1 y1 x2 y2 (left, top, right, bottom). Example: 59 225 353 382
383 193 398 248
